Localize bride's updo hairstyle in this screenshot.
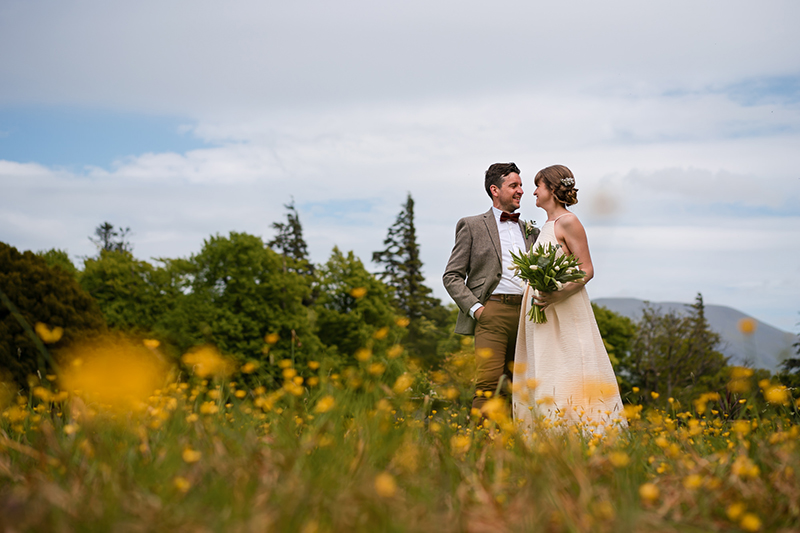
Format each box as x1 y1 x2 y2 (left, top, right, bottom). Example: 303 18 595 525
534 165 579 207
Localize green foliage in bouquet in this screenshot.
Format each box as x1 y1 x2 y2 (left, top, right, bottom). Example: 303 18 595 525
510 243 586 323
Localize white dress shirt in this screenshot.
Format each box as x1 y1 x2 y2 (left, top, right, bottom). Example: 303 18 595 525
469 207 526 318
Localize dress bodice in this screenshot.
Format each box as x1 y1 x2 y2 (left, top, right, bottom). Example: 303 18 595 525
532 214 569 255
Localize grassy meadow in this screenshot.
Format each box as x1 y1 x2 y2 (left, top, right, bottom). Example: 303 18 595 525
1 331 800 533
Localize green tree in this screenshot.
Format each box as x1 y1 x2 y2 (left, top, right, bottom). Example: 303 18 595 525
268 200 313 277
626 293 728 405
592 303 636 392
314 247 404 358
778 318 800 399
166 232 323 381
80 250 179 335
36 248 79 279
0 242 105 388
90 222 133 253
777 356 800 400
372 193 450 365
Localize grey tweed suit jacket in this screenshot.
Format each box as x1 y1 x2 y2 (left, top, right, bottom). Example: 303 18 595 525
443 209 539 335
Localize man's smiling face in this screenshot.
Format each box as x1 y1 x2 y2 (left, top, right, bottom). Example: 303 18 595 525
492 172 523 213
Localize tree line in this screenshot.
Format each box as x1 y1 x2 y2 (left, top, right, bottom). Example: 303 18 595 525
2 195 799 406
1 195 460 390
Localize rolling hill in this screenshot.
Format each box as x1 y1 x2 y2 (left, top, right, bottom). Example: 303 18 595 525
593 298 798 372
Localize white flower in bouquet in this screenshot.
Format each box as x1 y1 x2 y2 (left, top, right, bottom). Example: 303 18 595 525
509 243 586 323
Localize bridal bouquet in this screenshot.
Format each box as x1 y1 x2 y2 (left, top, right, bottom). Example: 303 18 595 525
510 243 586 323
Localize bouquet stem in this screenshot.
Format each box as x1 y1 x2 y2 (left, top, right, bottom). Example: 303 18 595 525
528 299 547 323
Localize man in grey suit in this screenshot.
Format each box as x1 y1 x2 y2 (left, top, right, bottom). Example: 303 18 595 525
443 162 538 413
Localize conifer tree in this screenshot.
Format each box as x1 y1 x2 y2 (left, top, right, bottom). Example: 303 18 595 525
90 222 133 253
626 293 728 404
373 194 433 318
777 316 800 396
372 193 448 364
268 200 313 276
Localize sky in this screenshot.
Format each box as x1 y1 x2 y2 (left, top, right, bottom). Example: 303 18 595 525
1 0 799 332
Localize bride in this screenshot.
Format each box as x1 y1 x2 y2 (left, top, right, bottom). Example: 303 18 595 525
512 165 626 434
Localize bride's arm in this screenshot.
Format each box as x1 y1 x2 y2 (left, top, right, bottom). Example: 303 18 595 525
534 214 594 307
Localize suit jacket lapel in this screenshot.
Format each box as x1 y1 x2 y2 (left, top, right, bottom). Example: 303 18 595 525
483 209 502 262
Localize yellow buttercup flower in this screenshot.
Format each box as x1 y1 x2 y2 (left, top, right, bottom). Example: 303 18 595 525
450 434 471 455
638 483 659 503
763 385 789 406
374 472 397 497
181 345 234 378
173 476 191 493
182 448 201 463
682 474 703 489
442 387 460 400
740 513 762 532
59 335 167 412
737 318 757 335
732 420 751 436
368 362 386 376
35 322 63 344
727 502 745 521
392 374 414 394
241 361 259 373
477 348 493 360
387 345 404 359
609 452 630 468
350 287 368 299
199 401 219 415
314 395 335 413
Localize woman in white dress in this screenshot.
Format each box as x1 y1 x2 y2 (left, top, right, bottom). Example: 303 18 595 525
512 165 626 434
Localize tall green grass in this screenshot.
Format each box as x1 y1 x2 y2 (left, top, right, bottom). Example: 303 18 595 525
1 336 799 532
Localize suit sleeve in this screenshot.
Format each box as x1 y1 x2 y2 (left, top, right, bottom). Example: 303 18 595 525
443 218 481 314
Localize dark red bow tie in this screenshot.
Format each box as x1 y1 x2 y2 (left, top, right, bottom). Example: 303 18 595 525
500 212 520 223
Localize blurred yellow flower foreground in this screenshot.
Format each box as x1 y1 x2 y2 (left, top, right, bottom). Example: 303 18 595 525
2 334 799 532
59 336 167 412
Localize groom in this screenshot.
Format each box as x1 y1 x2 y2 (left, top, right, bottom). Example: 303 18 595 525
443 162 538 413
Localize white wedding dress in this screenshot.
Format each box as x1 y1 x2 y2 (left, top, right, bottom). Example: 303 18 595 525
512 215 626 434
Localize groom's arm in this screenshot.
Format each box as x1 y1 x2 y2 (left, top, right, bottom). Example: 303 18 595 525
443 218 482 314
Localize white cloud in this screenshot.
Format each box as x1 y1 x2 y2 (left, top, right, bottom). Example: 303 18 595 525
1 1 798 113
1 0 799 332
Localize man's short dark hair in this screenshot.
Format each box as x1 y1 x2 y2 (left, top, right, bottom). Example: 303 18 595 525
484 162 521 198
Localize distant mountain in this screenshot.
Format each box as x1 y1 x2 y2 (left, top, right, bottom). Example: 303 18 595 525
593 298 798 372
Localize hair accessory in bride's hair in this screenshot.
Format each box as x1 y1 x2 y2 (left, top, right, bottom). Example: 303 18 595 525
561 176 575 187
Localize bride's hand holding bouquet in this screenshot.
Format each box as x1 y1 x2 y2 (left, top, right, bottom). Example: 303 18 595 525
509 242 586 323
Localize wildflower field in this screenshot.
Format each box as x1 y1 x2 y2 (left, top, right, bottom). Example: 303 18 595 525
1 335 799 533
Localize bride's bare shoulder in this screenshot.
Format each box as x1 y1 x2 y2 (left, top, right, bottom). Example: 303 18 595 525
556 212 583 230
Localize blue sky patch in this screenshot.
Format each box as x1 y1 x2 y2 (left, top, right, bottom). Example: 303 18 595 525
662 75 800 108
302 198 378 225
724 75 800 107
0 106 210 170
